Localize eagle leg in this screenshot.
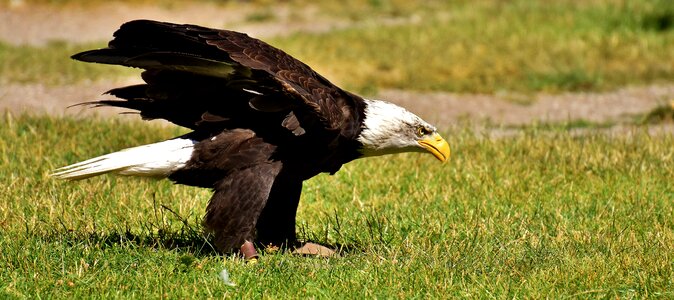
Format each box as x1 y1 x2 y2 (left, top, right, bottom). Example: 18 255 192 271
255 175 303 249
203 163 281 253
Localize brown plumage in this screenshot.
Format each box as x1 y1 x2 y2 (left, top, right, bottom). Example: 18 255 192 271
54 20 450 254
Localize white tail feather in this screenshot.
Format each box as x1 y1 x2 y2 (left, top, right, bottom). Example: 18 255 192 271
52 138 196 180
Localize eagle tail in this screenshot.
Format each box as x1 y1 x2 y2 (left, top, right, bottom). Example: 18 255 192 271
52 138 196 180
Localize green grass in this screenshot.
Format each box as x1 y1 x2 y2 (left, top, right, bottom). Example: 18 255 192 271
2 0 673 93
0 41 138 85
640 101 674 124
1 114 673 298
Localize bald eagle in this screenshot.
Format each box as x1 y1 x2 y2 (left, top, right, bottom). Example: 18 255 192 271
53 20 450 257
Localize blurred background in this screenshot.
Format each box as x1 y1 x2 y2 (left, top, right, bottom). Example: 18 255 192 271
1 0 673 130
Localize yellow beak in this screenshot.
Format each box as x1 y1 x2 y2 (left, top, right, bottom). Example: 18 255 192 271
418 133 450 162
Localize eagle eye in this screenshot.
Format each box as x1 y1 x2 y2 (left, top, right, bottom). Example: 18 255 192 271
416 126 432 137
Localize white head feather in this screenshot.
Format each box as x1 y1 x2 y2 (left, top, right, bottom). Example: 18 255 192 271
357 99 438 157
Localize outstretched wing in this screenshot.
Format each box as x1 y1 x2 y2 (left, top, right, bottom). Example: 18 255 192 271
73 19 363 136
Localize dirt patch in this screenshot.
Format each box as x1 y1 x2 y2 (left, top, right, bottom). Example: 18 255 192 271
0 79 141 117
0 2 348 46
1 3 234 45
381 85 674 128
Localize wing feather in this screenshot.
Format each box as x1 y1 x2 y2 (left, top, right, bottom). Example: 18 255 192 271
73 19 363 135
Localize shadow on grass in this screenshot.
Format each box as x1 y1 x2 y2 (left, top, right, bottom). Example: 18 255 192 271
31 202 371 258
39 227 221 257
35 226 367 258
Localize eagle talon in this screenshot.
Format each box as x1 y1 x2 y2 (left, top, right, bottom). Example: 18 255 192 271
240 241 259 261
292 242 337 257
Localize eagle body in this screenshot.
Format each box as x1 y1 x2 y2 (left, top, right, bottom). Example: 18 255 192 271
53 20 450 253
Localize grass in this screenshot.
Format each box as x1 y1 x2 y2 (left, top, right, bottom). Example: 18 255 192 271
2 0 673 94
1 114 673 298
0 41 138 85
640 101 674 124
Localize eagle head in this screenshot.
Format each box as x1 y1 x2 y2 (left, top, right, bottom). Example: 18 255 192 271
357 99 450 162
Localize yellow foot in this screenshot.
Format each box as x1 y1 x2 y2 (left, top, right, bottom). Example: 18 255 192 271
292 242 337 257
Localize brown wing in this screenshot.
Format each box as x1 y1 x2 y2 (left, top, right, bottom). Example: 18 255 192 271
72 19 364 136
